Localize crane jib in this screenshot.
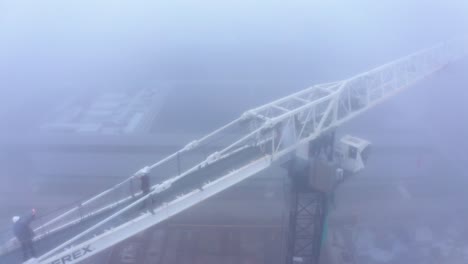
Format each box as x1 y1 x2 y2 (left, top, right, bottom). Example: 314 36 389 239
0 39 465 264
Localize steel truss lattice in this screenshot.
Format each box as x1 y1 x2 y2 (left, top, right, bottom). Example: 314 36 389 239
287 191 326 264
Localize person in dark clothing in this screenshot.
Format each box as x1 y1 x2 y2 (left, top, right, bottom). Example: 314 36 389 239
136 169 154 213
139 173 151 195
12 209 37 261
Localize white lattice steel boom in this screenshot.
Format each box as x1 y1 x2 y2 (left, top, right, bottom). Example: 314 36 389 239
1 40 465 264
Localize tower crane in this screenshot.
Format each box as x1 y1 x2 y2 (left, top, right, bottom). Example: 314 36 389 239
0 39 465 264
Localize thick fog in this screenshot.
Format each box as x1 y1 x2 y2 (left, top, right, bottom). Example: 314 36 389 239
1 1 468 263
1 0 467 131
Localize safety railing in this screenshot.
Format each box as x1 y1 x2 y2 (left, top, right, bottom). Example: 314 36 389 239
1 115 265 257
37 118 277 259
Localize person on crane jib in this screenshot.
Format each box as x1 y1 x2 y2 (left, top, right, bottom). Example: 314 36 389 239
135 166 155 213
12 208 37 262
139 172 151 195
134 166 152 195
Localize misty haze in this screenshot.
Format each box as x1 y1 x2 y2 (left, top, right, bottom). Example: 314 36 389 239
1 1 468 264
